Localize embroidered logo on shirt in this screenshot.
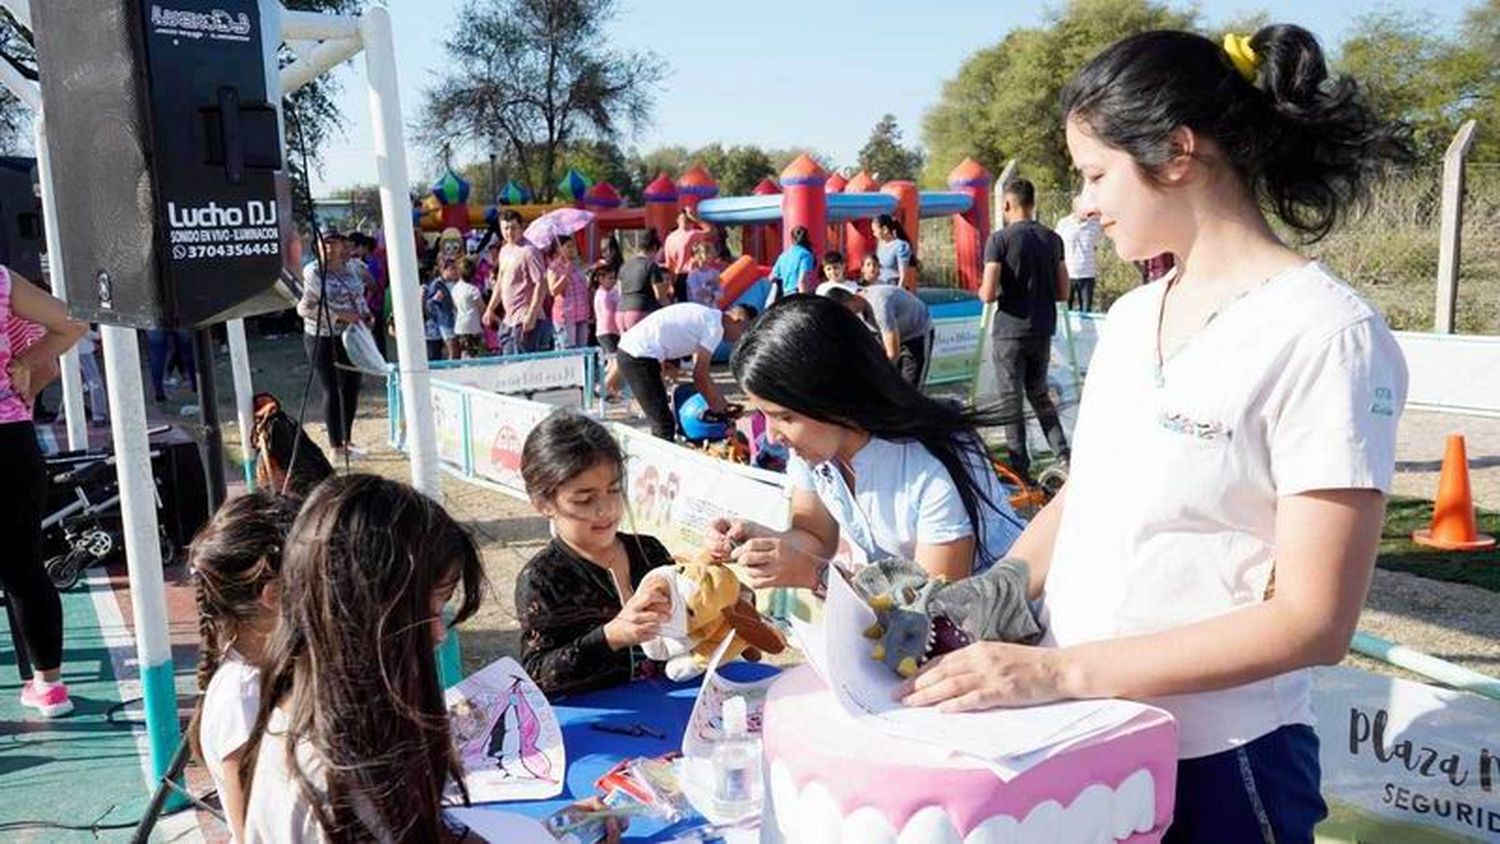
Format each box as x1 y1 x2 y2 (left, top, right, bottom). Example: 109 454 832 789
1157 411 1232 442
1370 386 1395 418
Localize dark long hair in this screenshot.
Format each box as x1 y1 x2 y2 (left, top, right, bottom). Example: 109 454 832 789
1060 26 1415 241
241 474 486 843
873 213 911 245
732 295 1008 567
521 410 624 505
186 491 299 762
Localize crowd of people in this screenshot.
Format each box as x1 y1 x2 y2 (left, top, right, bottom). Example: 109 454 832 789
4 21 1420 844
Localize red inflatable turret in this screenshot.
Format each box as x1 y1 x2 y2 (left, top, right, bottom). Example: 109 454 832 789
676 164 719 215
780 154 829 262
643 173 679 242
881 180 921 279
583 181 624 262
747 177 781 267
843 170 881 279
824 171 848 257
948 158 993 291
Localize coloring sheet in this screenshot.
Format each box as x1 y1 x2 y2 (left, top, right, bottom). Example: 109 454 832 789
446 657 565 803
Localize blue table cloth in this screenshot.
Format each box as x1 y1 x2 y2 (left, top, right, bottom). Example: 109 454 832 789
467 663 779 842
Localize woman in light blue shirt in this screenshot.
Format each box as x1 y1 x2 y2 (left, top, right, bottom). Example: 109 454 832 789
710 295 1023 589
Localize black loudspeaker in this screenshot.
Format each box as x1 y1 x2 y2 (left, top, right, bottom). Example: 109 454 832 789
32 1 290 330
152 436 210 550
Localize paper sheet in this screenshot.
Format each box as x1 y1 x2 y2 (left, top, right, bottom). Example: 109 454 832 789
790 567 1151 779
444 808 556 844
445 657 566 802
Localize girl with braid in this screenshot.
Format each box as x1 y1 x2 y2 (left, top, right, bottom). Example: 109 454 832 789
186 491 299 842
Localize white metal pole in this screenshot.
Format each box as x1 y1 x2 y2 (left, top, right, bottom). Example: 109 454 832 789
98 325 180 780
361 6 440 499
34 116 88 450
226 318 256 486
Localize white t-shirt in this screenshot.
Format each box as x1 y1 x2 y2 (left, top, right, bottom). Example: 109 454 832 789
787 436 1024 572
1055 214 1102 279
1040 262 1407 759
200 652 261 817
451 279 484 336
243 708 396 843
244 708 329 843
617 302 724 361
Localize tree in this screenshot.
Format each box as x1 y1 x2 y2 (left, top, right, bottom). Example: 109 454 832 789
857 114 923 182
921 0 1195 190
419 0 664 202
0 8 35 154
716 145 776 197
1337 11 1459 158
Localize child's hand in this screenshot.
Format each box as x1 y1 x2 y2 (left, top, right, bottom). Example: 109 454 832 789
604 577 671 650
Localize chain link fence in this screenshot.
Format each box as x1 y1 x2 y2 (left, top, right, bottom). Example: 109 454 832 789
915 164 1500 336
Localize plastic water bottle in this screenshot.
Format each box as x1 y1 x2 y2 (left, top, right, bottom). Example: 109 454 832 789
711 695 762 820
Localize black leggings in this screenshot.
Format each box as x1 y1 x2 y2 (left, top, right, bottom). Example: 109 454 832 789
304 334 362 448
0 422 63 672
616 351 675 440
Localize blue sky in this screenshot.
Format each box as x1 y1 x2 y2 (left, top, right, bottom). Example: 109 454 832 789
307 0 1465 195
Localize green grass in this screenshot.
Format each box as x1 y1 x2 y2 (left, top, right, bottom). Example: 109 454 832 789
1378 496 1500 593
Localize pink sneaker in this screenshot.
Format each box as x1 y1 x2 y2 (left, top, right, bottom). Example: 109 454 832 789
20 680 74 718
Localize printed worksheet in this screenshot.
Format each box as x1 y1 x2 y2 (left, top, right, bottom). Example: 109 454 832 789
446 657 565 802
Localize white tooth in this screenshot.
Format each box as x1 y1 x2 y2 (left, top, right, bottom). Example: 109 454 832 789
963 813 1019 844
1112 769 1156 838
799 780 845 844
1068 784 1115 844
897 806 961 844
1018 800 1063 844
842 806 897 844
768 759 800 841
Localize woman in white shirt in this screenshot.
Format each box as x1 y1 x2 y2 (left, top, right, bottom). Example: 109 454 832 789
711 295 1024 586
898 25 1415 843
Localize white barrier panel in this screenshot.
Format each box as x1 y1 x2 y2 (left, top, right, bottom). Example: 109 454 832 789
1314 666 1500 841
614 423 792 558
984 312 1500 420
437 354 591 395
926 314 985 386
1394 331 1500 417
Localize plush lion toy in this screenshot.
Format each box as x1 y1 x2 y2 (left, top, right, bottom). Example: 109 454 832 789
639 548 786 681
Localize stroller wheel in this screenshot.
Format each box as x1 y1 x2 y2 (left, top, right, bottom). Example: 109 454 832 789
45 549 90 590
1036 464 1069 497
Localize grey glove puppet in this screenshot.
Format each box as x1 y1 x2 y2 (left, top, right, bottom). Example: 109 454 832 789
850 557 1042 678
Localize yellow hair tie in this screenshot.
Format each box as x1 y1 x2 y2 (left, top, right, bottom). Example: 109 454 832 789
1222 33 1259 83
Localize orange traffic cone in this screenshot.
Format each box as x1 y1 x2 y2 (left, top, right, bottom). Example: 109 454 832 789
1412 434 1495 551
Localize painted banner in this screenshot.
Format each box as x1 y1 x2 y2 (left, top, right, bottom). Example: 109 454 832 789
467 391 562 497
613 423 791 559
432 382 468 471
1312 666 1500 842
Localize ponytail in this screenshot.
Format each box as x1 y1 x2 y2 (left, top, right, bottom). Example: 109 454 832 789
1060 25 1416 241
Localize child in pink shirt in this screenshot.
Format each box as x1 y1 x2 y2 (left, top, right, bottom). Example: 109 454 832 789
592 264 621 354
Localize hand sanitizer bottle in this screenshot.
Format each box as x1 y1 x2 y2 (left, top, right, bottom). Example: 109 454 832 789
711 695 762 820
